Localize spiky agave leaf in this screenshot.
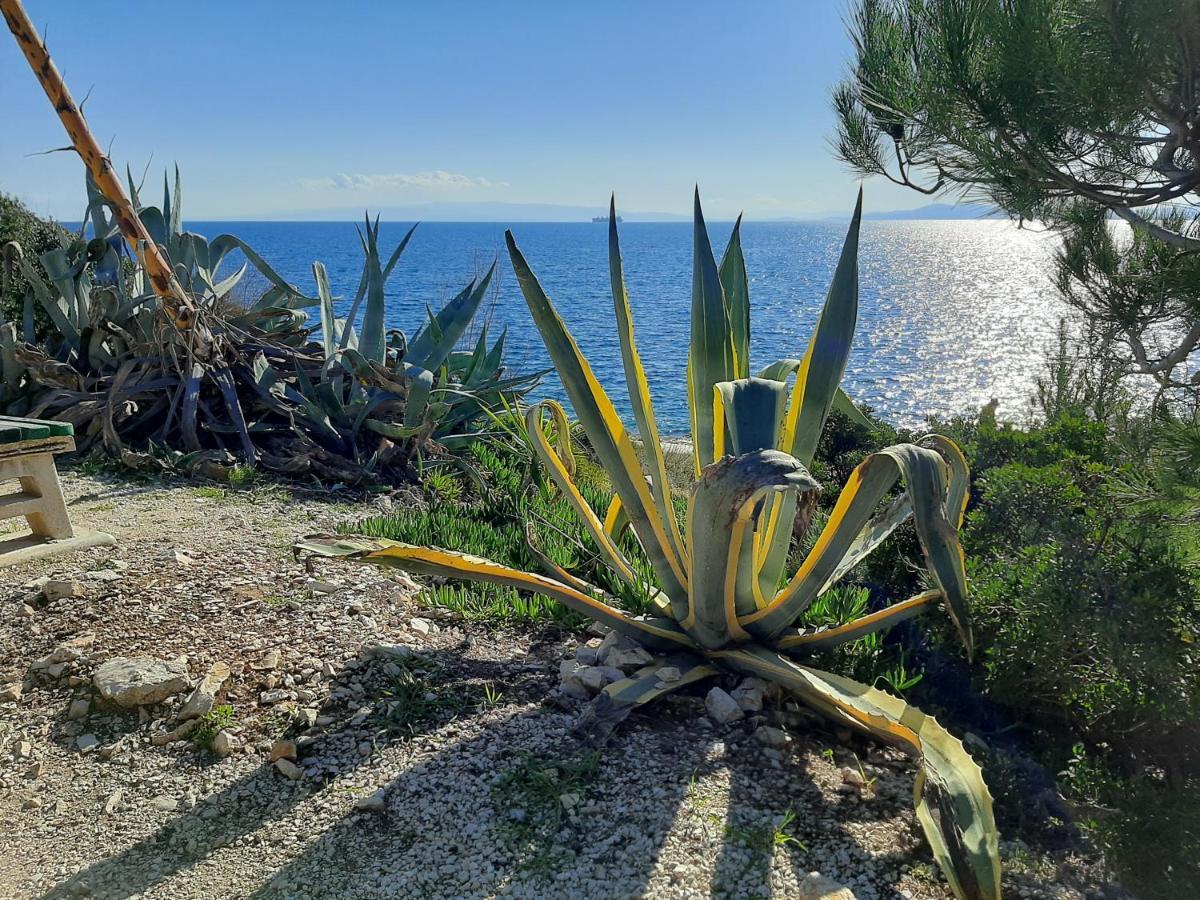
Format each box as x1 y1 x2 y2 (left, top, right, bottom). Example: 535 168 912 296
710 646 1000 900
293 535 694 651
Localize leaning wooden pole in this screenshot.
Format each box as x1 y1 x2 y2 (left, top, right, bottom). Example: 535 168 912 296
1 0 196 329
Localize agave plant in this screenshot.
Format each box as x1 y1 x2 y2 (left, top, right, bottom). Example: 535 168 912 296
300 191 999 898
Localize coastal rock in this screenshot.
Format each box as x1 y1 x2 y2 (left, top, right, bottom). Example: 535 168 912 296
797 872 856 900
704 687 744 725
597 633 653 672
178 662 231 721
93 656 190 708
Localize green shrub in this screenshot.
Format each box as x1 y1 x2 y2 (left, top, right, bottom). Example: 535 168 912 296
963 457 1200 759
0 193 67 332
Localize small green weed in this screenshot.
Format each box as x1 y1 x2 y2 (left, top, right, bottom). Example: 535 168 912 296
191 705 236 750
492 751 602 877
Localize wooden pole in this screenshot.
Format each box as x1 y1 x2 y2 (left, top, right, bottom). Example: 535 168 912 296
1 0 196 329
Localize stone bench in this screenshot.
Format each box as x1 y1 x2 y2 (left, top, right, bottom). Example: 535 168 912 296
0 416 115 567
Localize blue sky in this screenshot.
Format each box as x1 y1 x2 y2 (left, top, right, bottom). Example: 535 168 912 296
1 1 925 220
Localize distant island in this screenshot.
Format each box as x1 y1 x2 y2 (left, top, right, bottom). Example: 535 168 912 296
593 215 623 223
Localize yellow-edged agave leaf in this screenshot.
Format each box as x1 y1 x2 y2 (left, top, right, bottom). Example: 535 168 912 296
710 646 1000 900
752 192 864 597
525 402 639 587
684 450 820 648
719 214 750 380
608 197 689 572
506 231 690 613
296 534 694 651
603 654 719 708
603 494 628 539
687 189 738 475
775 589 941 653
816 434 969 596
574 653 719 742
742 443 972 658
779 188 863 468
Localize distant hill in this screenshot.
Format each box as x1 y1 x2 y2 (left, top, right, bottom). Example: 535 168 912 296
862 202 1004 220
231 201 689 223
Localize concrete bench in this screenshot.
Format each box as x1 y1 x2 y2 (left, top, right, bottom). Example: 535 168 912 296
0 416 115 567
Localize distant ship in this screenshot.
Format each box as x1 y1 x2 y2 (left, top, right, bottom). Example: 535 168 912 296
592 215 622 223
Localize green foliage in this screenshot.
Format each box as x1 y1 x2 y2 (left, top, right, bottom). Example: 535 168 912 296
304 194 1000 900
0 193 66 333
965 457 1200 750
835 0 1200 398
492 750 603 877
191 704 236 750
1 173 536 483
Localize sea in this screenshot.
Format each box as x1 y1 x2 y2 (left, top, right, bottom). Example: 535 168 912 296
191 219 1068 433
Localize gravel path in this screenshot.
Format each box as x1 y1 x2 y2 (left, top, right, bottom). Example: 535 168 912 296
0 471 1114 899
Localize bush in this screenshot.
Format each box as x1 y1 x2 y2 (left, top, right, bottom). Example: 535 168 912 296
0 193 67 331
965 456 1200 764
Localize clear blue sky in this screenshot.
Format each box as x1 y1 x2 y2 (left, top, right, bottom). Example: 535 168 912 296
0 0 923 221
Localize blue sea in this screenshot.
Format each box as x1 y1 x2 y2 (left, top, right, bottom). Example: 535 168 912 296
193 219 1067 433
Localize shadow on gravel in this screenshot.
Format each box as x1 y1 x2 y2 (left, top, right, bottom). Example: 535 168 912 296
40 639 854 900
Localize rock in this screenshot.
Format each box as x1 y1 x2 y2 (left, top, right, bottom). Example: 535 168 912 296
732 677 768 713
93 657 190 707
151 795 179 812
14 740 33 758
83 569 122 583
574 646 599 666
704 686 744 725
598 632 654 672
754 725 789 748
797 872 856 900
656 666 682 683
369 643 415 661
840 766 869 789
42 579 85 602
151 720 198 746
268 739 297 762
38 635 94 666
409 617 432 636
178 662 231 721
355 789 387 812
0 683 22 703
75 734 99 752
103 790 123 815
259 688 293 705
25 761 43 778
252 649 280 671
274 758 303 780
17 603 35 619
578 666 606 693
559 660 591 700
66 698 90 720
211 730 238 758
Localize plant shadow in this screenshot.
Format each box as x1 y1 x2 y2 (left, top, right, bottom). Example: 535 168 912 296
38 642 879 899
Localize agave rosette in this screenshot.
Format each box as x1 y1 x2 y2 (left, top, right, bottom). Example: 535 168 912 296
298 191 1000 899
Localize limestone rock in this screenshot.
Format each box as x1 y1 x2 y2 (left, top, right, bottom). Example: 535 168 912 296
66 698 90 721
598 632 654 672
93 657 190 707
212 730 238 758
178 662 231 721
274 758 302 780
42 579 85 602
797 872 856 900
704 686 744 724
356 788 387 812
731 677 768 713
754 725 789 748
